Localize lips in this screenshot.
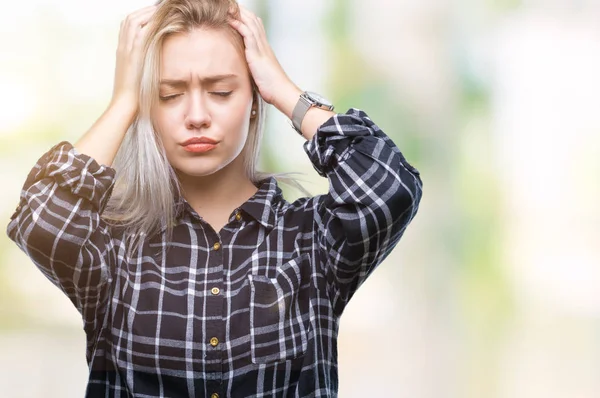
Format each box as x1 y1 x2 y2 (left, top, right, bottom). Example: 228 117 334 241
180 136 219 154
182 136 219 146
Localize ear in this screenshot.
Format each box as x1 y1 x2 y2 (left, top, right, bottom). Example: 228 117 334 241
250 90 259 118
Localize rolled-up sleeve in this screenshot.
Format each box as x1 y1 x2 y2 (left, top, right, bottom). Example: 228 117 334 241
6 141 117 340
304 108 423 315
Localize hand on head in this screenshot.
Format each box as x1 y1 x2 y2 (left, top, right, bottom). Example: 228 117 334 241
111 5 159 112
227 4 295 106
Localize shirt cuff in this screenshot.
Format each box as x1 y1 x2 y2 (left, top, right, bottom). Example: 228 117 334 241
22 141 117 212
302 107 381 177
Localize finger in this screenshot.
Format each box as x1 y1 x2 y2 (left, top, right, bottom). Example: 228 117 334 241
242 12 266 41
239 6 262 31
252 16 267 43
125 8 158 51
227 3 239 16
123 5 158 26
232 5 263 35
129 6 158 27
228 18 260 54
240 7 267 41
118 6 156 54
125 19 152 53
123 5 157 36
133 19 153 47
237 8 265 52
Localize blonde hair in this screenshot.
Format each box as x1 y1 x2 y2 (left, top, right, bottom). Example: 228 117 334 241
102 0 310 251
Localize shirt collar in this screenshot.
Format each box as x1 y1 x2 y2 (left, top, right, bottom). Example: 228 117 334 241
172 176 282 231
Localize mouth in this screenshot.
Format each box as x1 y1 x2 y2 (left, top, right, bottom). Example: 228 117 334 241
181 143 218 153
181 136 220 153
182 136 219 145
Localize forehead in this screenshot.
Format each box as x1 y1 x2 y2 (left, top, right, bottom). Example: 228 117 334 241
160 28 246 81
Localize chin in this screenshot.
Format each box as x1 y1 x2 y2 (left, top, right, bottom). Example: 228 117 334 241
173 159 229 178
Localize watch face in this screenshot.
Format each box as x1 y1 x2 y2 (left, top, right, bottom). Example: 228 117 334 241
306 91 333 107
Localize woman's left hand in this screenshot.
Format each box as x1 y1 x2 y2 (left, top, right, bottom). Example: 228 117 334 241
228 5 297 107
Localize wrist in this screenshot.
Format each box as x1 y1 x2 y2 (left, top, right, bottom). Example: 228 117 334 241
271 81 303 120
109 95 138 120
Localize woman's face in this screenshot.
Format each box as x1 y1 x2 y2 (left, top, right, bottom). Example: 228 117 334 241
152 27 254 178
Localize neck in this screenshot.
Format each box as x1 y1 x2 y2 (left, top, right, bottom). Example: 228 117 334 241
176 156 258 219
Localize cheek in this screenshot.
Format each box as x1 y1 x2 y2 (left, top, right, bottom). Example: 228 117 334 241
152 112 177 143
227 99 253 130
226 114 251 145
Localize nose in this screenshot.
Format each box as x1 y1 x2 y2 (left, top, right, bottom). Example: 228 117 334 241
184 91 211 130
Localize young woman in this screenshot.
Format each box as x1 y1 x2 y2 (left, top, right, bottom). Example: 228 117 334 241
6 0 422 396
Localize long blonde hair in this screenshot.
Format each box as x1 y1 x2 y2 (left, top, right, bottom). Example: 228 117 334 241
102 0 310 251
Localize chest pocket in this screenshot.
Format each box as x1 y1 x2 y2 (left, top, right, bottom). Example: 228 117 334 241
248 253 312 364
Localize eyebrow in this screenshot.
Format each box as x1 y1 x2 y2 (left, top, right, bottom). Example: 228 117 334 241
159 74 238 87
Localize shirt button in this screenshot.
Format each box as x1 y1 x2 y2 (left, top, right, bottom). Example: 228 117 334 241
235 212 242 221
213 242 221 251
211 287 220 295
209 337 219 347
211 394 219 398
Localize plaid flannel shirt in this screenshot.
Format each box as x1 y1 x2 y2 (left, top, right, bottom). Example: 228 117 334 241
7 108 422 397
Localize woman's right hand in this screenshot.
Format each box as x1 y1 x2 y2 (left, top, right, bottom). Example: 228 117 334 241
111 4 158 112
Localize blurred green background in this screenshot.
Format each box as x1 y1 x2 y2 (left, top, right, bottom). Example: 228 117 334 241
1 0 599 397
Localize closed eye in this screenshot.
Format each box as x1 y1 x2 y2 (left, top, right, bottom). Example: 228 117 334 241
159 94 181 101
158 92 233 101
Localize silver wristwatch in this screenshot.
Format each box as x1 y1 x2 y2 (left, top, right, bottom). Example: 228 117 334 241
291 91 335 135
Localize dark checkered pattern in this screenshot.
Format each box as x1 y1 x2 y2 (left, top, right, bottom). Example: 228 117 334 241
7 108 422 397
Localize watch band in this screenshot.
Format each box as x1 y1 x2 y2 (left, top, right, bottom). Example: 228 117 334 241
291 92 335 135
291 94 312 134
